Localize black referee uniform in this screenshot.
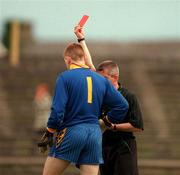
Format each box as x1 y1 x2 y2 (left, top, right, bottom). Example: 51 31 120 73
100 86 144 175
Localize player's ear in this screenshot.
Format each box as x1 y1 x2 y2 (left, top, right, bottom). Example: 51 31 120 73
64 56 72 69
65 56 72 65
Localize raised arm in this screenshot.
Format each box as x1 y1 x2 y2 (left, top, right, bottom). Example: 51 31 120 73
74 25 96 71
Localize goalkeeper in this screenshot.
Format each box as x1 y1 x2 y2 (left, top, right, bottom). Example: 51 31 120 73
38 41 129 175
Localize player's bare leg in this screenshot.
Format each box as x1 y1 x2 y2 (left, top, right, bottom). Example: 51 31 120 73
43 156 70 175
80 164 99 175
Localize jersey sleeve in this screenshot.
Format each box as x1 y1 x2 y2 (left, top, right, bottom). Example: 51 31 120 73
103 80 129 123
47 75 68 129
126 93 144 130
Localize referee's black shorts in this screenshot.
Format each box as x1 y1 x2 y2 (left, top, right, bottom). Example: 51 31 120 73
100 139 139 175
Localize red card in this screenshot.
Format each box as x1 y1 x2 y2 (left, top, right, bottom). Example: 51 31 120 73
78 15 89 27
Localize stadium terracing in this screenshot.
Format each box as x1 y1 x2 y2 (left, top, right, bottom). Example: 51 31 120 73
0 30 180 175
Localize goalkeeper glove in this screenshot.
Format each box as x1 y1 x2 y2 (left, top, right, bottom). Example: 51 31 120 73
99 116 113 132
102 116 113 128
37 129 54 153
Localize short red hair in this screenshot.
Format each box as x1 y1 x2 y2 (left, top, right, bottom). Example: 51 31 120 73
63 43 85 61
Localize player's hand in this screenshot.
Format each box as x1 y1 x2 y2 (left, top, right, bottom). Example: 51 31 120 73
74 25 85 39
37 130 53 153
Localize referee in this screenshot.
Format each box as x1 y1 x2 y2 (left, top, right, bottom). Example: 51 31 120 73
74 25 144 175
97 61 144 175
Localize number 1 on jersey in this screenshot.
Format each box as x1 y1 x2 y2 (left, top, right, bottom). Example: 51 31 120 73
86 77 92 103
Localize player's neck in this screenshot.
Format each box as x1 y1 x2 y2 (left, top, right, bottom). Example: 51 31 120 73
69 61 89 69
72 60 85 66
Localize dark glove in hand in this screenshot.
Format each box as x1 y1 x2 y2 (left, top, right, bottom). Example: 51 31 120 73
102 116 113 128
37 130 53 153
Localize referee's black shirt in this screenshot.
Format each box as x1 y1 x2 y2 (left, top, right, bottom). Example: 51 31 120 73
102 86 144 146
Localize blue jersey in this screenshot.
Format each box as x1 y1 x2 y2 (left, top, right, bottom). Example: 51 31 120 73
47 64 128 131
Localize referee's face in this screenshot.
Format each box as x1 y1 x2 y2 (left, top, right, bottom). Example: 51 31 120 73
99 70 116 87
